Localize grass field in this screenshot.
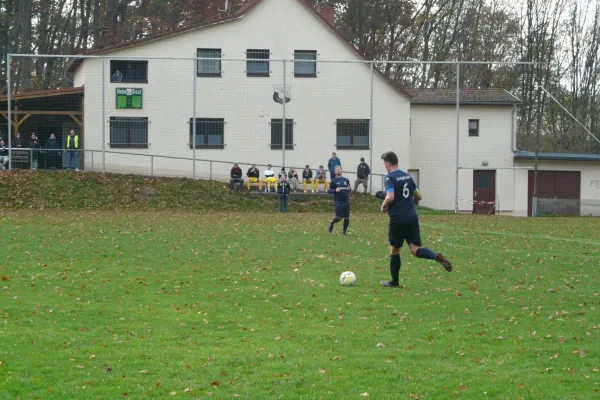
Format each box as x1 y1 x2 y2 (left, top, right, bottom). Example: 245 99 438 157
1 209 598 399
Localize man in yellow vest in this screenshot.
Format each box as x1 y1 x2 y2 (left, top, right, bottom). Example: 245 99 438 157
66 129 80 171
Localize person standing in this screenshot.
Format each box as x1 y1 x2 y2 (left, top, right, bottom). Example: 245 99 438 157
379 151 452 288
277 174 291 212
327 152 341 181
66 130 80 171
46 133 61 170
354 157 371 194
28 133 41 170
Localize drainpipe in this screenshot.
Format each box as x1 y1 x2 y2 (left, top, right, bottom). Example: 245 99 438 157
511 104 517 152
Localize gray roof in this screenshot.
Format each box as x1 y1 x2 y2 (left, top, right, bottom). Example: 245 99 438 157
514 151 600 162
405 88 520 106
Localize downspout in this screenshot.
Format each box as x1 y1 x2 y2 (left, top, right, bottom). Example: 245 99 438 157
511 104 517 152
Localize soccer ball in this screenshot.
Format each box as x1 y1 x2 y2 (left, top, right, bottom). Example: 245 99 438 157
339 271 356 286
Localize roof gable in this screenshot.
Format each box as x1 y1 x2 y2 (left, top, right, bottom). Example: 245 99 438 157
68 0 412 99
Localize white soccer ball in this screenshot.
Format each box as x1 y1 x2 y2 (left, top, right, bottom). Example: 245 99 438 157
339 271 356 286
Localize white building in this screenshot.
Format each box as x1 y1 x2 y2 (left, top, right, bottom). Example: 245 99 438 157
65 0 599 216
70 0 411 187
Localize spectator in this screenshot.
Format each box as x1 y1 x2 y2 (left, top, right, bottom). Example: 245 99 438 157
230 163 244 191
278 167 287 180
288 167 301 192
328 152 341 180
302 165 313 193
46 133 60 170
354 157 371 194
0 139 8 169
13 132 23 148
264 164 277 192
246 163 261 191
124 63 134 81
277 174 291 212
28 133 41 170
111 70 123 82
66 130 80 171
313 165 328 192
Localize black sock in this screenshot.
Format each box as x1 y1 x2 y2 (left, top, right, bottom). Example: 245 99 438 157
390 254 401 283
331 217 341 225
343 218 349 233
416 248 436 260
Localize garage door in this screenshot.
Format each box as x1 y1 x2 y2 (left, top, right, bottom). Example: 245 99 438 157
527 170 581 216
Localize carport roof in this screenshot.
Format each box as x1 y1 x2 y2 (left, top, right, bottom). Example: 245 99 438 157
514 151 600 162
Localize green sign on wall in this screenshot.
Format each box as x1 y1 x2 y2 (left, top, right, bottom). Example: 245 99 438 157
116 88 143 109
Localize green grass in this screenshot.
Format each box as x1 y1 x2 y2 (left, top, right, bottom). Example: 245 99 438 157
1 210 598 399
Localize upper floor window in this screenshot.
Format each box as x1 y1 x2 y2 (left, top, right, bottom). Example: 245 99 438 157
110 60 148 83
197 48 222 77
469 119 480 137
294 50 317 77
246 49 270 77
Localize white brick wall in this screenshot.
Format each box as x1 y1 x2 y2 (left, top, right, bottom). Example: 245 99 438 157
77 0 410 187
410 105 516 211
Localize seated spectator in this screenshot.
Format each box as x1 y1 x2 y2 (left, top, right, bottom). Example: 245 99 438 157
263 164 277 192
313 165 329 192
246 163 261 191
230 163 244 191
302 165 313 193
111 70 123 82
0 139 8 169
288 167 300 192
278 167 287 180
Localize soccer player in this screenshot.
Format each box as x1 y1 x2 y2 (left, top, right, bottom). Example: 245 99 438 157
379 151 452 287
327 165 351 235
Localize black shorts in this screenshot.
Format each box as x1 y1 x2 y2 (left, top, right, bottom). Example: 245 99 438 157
388 219 422 248
335 202 350 218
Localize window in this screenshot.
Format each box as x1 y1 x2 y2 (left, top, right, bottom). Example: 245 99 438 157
294 50 317 77
189 118 224 149
197 48 222 77
110 60 148 83
469 119 479 136
246 49 270 77
336 119 370 149
109 117 149 149
270 119 294 150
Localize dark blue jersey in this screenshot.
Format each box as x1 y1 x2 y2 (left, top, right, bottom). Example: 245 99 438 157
328 176 351 203
384 169 418 223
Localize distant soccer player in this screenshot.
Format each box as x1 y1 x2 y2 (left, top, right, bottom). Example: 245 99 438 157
328 165 351 235
379 151 452 287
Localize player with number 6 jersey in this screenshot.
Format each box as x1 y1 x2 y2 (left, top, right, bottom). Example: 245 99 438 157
379 151 452 288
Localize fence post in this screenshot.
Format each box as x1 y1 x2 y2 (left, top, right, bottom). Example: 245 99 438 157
210 161 213 181
192 56 197 179
29 148 32 168
102 57 106 174
454 61 460 211
150 155 154 176
369 61 374 194
282 59 286 168
7 54 12 170
91 150 94 171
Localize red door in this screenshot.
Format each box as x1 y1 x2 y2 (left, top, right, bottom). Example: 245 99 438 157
473 170 496 214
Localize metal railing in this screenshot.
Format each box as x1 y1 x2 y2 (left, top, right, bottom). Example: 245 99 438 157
1 147 388 193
